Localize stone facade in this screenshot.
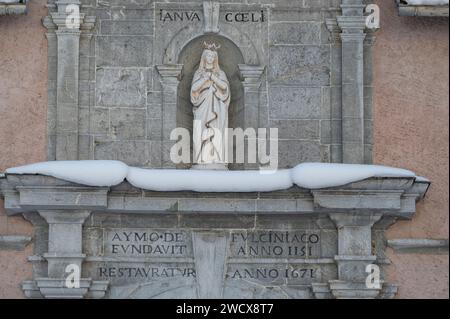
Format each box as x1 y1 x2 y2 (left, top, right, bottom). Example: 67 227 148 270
0 0 448 299
43 0 374 168
0 174 429 298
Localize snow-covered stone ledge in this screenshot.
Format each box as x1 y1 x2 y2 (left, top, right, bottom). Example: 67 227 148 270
0 0 28 15
0 161 430 218
396 0 449 17
0 161 430 299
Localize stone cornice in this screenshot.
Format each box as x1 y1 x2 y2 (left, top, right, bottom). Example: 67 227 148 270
0 0 28 15
388 239 449 254
1 174 430 219
0 235 32 251
395 0 449 17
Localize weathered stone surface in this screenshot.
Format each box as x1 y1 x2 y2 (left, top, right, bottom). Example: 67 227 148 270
96 36 153 67
96 69 147 108
0 173 430 299
269 87 322 120
268 46 330 86
270 22 322 45
5 0 423 300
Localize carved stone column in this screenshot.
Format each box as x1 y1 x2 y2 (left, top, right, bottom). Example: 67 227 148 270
44 0 96 161
337 1 367 164
329 213 382 299
156 64 184 168
238 65 265 169
35 210 92 298
238 65 265 130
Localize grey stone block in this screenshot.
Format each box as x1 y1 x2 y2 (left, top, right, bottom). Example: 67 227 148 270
270 22 321 45
96 36 153 67
94 140 151 166
278 141 322 168
110 108 146 140
269 87 322 120
96 68 147 108
269 46 330 86
269 120 320 140
100 20 153 36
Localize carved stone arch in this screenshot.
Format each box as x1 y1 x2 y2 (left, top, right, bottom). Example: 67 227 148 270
162 25 260 66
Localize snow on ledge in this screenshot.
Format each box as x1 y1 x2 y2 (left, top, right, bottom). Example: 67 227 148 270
402 0 449 6
5 161 419 192
6 161 129 187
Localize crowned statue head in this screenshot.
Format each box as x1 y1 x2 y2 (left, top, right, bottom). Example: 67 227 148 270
199 42 222 73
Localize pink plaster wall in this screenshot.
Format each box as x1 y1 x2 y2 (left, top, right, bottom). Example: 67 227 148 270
373 0 449 299
0 0 48 298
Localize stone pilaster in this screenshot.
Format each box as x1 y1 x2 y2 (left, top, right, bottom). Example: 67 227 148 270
329 213 383 299
337 0 367 164
44 0 96 161
238 65 265 131
156 64 184 167
238 65 265 169
325 18 343 163
35 210 91 298
363 31 377 164
78 16 97 160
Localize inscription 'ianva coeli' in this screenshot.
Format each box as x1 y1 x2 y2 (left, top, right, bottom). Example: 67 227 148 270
159 10 265 23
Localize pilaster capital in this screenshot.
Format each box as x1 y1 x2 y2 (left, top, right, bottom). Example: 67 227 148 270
337 16 367 34
38 210 91 225
238 65 265 89
329 213 382 228
156 64 184 83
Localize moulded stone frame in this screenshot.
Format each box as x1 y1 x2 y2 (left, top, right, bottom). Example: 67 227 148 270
155 2 268 168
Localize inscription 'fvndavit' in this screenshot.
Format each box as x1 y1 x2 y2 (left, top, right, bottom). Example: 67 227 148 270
106 230 191 257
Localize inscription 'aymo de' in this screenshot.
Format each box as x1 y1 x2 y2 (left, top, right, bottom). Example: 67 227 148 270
105 230 192 257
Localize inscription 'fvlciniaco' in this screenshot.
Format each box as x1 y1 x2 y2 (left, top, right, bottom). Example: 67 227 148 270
230 231 321 258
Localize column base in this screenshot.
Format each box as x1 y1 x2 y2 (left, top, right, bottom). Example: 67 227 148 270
311 283 334 299
329 281 382 299
23 279 109 299
36 278 92 299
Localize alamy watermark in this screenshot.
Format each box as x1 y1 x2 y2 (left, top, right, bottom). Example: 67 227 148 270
365 264 381 289
65 264 81 289
365 4 380 30
170 124 279 172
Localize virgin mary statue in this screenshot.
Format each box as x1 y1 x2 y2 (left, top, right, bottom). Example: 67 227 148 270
191 42 230 169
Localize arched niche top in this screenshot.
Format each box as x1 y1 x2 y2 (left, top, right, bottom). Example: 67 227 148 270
163 24 260 66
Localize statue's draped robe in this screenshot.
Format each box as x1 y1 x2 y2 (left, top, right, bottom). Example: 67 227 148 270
191 69 230 164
